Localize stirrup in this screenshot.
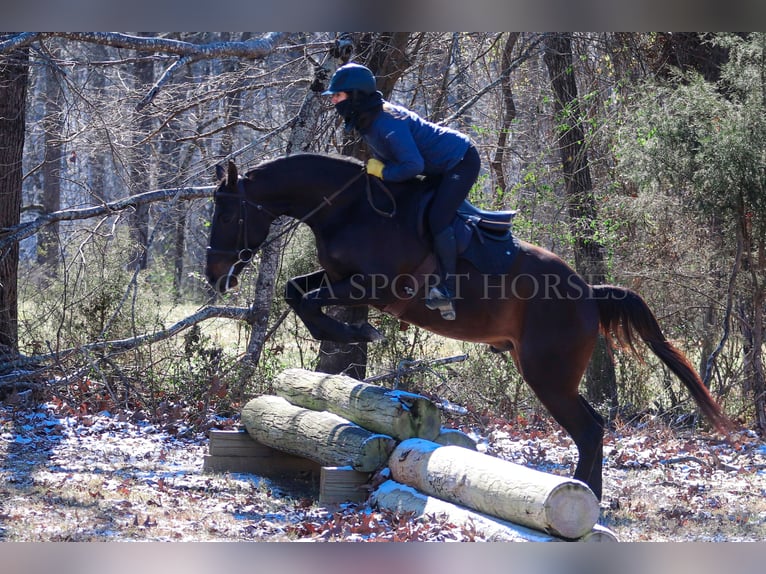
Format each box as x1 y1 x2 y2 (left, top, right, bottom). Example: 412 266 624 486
425 287 457 320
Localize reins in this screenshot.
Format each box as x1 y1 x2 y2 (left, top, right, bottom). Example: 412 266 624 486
211 166 395 264
366 175 396 218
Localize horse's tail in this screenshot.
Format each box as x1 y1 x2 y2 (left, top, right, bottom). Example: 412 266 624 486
592 285 732 433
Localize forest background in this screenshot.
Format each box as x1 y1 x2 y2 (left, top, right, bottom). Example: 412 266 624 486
1 32 765 437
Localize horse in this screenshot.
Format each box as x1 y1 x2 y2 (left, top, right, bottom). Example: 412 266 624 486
204 153 731 501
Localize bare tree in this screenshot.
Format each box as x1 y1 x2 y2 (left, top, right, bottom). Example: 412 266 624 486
0 45 29 358
489 33 520 201
37 47 64 270
544 33 618 410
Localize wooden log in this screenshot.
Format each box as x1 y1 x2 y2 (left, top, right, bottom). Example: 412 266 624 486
241 395 396 472
579 524 620 543
272 368 441 441
372 480 617 542
434 428 477 450
388 438 600 539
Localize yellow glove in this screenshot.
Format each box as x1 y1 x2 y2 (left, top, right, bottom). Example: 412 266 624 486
366 158 385 179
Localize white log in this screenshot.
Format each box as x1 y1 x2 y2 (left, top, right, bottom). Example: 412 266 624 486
372 480 617 542
241 395 395 472
388 438 600 539
434 428 477 450
272 368 441 440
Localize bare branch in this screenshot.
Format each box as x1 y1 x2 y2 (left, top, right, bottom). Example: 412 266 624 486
0 186 214 251
2 32 285 110
440 33 548 126
1 32 283 58
0 32 43 53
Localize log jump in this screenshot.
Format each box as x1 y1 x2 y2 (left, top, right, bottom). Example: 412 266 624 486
204 368 616 542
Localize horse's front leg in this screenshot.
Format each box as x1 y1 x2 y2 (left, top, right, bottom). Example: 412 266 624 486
285 271 387 343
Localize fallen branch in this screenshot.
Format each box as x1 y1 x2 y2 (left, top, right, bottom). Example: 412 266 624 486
0 305 251 378
364 354 468 384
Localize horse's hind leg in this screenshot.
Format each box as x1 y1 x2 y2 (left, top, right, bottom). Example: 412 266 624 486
515 319 605 499
525 373 605 499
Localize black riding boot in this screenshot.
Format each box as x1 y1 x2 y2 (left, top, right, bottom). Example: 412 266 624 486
425 226 457 320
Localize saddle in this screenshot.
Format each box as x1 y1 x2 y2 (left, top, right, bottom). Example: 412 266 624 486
383 189 520 317
414 191 516 241
456 200 517 235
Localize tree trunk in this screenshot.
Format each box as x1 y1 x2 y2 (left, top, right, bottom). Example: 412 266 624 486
741 218 766 433
241 395 396 472
37 52 64 270
543 33 618 410
388 438 600 539
0 46 29 357
127 46 154 271
243 219 285 365
489 33 519 202
272 368 441 440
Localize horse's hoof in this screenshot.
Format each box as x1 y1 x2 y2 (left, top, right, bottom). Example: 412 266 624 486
360 323 386 342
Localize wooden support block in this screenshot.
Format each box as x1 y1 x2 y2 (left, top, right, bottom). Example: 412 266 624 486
208 428 275 457
318 466 371 505
203 453 320 477
203 428 320 477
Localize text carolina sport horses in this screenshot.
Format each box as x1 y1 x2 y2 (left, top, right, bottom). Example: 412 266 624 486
205 154 731 500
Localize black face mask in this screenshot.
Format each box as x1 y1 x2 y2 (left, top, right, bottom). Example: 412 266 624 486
334 99 355 123
334 91 384 132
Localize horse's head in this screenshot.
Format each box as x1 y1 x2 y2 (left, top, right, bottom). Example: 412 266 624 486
205 161 276 293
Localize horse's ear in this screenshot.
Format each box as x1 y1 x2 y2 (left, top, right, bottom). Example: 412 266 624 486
227 161 238 184
215 163 225 181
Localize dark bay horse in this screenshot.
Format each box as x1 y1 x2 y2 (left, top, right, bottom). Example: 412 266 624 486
205 154 731 500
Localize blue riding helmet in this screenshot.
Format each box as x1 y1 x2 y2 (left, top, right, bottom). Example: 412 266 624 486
322 63 377 95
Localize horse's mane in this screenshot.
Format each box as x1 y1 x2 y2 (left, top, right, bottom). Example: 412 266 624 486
244 153 363 179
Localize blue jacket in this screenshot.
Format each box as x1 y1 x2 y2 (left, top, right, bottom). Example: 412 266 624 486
361 102 472 182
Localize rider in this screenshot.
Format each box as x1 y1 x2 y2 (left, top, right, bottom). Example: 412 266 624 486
323 62 481 321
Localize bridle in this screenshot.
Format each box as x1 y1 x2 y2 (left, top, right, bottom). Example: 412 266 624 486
207 178 275 264
207 167 395 287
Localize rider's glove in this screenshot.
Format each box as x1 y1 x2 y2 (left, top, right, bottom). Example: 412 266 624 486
366 158 385 179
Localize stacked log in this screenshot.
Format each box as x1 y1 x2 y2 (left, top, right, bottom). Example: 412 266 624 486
241 395 395 472
371 480 616 542
272 368 441 441
387 438 600 539
234 368 616 542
